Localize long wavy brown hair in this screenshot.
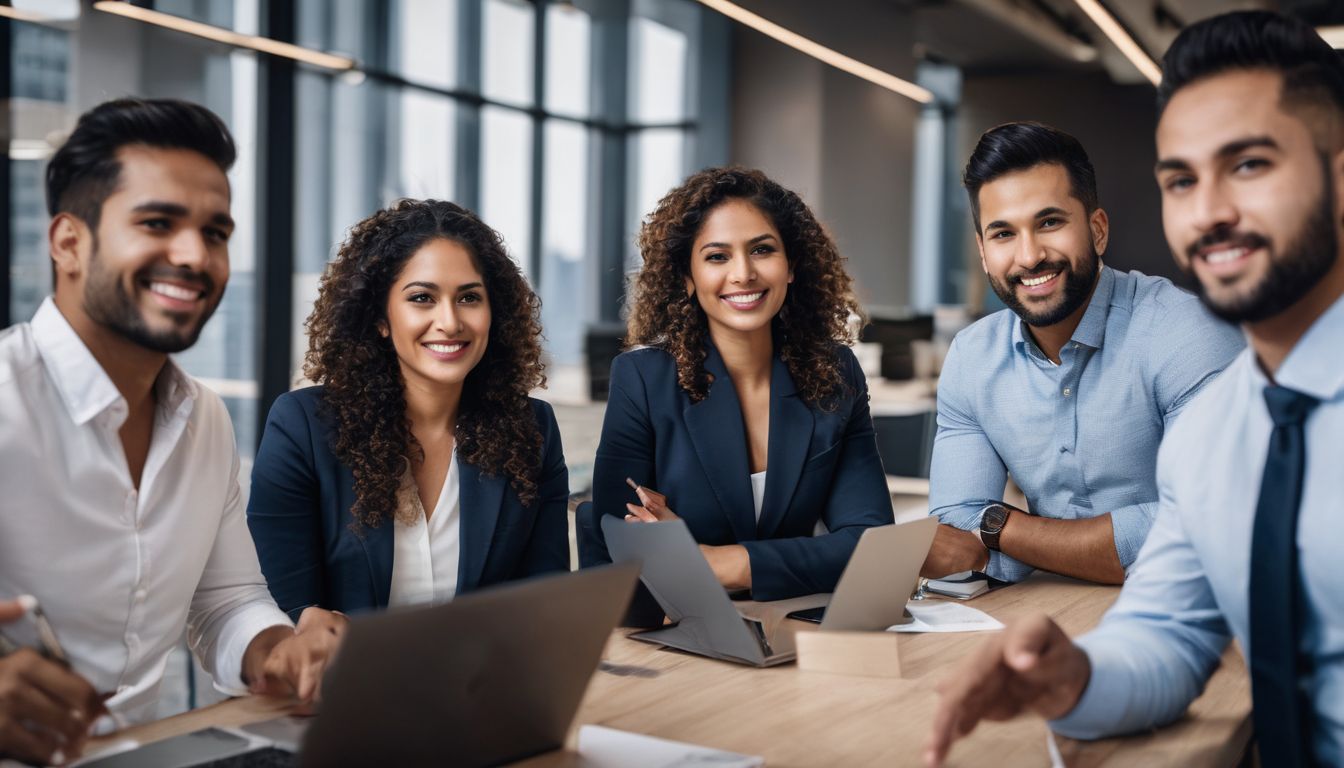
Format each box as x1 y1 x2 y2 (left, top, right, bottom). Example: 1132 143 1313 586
304 199 546 528
628 166 863 408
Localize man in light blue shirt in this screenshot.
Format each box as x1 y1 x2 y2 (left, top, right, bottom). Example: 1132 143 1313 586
922 122 1242 584
926 11 1344 767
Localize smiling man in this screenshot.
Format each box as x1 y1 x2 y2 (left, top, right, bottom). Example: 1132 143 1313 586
0 99 342 766
925 11 1344 767
921 122 1243 584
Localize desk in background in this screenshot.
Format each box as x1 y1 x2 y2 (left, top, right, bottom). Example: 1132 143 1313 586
92 574 1251 767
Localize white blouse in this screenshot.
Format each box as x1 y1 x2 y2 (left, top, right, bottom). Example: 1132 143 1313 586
388 454 462 607
750 470 767 523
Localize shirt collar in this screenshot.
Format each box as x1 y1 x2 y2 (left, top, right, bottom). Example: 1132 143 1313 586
1268 292 1344 401
1012 264 1115 358
30 297 198 427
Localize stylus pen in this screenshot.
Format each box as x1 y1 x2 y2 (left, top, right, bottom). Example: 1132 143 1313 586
18 594 70 666
625 476 642 493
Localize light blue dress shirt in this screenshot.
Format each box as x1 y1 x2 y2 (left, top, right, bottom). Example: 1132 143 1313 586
930 266 1244 581
1053 294 1344 764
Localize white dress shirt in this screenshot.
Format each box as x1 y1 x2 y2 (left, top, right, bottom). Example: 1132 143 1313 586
1052 294 1344 764
750 470 767 523
389 455 462 606
0 299 292 725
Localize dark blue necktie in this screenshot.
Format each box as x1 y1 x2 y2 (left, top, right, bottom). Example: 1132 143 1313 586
1250 385 1319 767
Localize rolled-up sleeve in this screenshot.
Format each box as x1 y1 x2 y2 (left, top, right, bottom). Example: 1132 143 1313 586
189 449 293 694
1108 500 1159 572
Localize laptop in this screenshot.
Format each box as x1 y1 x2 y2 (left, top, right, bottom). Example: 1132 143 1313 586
79 563 639 768
600 515 795 667
785 516 938 630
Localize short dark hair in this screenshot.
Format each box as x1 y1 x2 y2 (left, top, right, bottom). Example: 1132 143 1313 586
962 121 1099 233
45 98 236 230
1156 11 1344 134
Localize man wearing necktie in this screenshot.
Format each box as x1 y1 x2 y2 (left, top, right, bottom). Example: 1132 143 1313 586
925 10 1344 767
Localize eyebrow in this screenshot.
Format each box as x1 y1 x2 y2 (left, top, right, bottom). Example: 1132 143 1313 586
982 207 1069 235
401 280 484 292
698 233 778 252
1154 135 1280 173
131 200 235 230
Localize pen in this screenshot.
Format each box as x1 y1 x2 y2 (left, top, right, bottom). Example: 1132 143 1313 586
18 594 70 666
625 476 641 493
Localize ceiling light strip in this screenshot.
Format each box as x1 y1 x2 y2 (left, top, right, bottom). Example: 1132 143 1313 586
92 1 354 71
1072 0 1161 85
694 0 934 104
0 6 55 24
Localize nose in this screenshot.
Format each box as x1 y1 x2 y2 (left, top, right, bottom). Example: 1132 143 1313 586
728 252 755 284
167 230 210 272
1014 231 1047 271
435 301 464 335
1189 178 1239 234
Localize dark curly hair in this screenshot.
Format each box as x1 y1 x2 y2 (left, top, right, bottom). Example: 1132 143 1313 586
305 199 546 528
628 166 863 407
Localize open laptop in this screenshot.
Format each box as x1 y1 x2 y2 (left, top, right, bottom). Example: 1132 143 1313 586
79 563 639 768
785 516 938 630
601 515 796 667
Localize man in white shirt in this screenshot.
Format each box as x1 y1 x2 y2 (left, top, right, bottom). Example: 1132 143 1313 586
0 98 343 766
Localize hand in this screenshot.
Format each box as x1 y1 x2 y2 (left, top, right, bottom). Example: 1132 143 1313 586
923 615 1091 767
0 601 104 766
699 544 751 591
625 483 678 523
244 608 348 703
920 524 990 578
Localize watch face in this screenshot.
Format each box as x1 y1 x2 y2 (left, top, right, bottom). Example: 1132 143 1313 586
982 504 1010 532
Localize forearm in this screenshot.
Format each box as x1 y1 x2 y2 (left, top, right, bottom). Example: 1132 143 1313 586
998 512 1125 584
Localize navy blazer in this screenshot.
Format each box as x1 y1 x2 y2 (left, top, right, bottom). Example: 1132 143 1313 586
580 343 893 624
247 386 570 619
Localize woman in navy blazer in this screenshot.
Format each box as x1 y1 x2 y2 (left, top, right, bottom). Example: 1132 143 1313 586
248 200 568 620
581 167 893 625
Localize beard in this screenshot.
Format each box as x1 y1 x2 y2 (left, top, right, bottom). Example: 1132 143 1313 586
1180 181 1339 324
83 249 220 354
988 246 1100 328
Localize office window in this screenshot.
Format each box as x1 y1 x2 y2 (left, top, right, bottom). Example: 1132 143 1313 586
483 0 534 107
479 105 535 276
541 121 592 363
393 0 459 89
544 4 591 118
630 17 687 124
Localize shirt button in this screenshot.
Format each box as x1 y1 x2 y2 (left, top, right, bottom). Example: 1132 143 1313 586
1059 446 1068 453
134 589 147 602
1063 387 1072 397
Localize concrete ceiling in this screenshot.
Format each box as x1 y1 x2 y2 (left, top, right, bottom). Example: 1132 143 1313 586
895 0 1343 82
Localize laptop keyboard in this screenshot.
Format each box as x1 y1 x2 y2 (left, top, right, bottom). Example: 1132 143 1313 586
194 747 299 768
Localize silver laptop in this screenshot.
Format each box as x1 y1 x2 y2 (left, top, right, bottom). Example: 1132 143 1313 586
793 516 938 631
80 564 639 768
601 516 796 667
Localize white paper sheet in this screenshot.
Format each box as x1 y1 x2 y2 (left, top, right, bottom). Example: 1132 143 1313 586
577 725 764 767
886 601 1004 633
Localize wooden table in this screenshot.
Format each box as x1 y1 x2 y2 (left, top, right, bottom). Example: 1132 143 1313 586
90 574 1251 767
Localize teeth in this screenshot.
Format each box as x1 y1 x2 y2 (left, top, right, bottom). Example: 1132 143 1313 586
1021 272 1058 287
149 282 200 301
723 292 764 304
425 342 465 354
1205 248 1245 265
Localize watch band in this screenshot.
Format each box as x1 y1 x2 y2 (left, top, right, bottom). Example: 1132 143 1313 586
979 503 1012 551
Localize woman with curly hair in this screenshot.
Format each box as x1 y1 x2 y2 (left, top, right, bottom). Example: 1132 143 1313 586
247 199 569 618
581 167 893 625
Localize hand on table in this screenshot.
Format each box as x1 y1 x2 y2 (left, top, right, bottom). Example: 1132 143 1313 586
244 607 348 704
920 524 990 578
923 614 1090 767
0 599 105 766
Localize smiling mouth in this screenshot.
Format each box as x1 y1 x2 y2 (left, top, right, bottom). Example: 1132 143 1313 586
144 280 206 303
1019 272 1059 288
721 290 767 306
424 341 467 355
1201 247 1252 265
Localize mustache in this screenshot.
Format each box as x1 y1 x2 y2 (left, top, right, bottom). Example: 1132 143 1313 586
1008 261 1070 285
138 266 216 296
1186 227 1270 260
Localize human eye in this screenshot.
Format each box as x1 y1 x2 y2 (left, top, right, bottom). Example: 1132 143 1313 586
140 217 172 232
1039 217 1063 230
1233 156 1270 175
407 292 434 304
1162 174 1195 193
750 243 777 256
988 229 1013 240
705 251 729 262
204 226 231 244
457 291 484 304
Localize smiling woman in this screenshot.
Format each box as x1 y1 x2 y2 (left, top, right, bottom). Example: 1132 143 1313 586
246 199 570 617
581 167 894 626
